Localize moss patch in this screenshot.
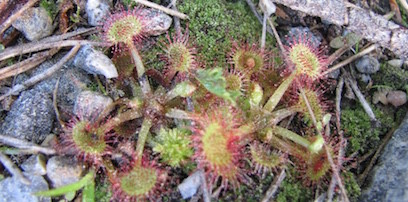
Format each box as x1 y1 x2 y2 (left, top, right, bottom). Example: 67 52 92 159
276 169 312 202
341 105 393 154
371 63 408 91
178 0 275 67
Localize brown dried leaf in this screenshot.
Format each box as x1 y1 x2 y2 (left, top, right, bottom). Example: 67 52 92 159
389 0 403 23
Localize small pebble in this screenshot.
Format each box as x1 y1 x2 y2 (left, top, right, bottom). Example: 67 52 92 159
178 170 203 199
46 156 84 188
0 89 55 143
140 9 173 36
12 7 53 41
73 45 118 78
387 90 407 107
0 172 50 202
286 27 322 48
355 55 380 74
21 155 47 176
73 90 113 120
388 59 403 68
86 0 111 26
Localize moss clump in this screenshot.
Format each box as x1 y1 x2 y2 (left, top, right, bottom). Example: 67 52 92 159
95 179 112 202
40 0 58 19
152 128 193 167
178 0 274 67
371 63 408 90
276 172 312 202
341 105 393 154
342 171 361 201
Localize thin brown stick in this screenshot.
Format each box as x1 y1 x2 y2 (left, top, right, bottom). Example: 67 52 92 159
39 27 96 44
0 40 108 61
134 0 188 20
261 169 286 202
322 44 376 76
0 45 80 101
0 134 56 155
171 0 181 34
344 72 378 124
267 18 286 54
0 49 58 81
358 127 396 184
0 0 39 35
244 0 274 35
53 78 65 129
0 152 31 184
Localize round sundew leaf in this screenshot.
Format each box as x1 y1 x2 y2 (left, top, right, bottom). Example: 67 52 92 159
202 123 232 167
119 166 157 197
71 121 107 155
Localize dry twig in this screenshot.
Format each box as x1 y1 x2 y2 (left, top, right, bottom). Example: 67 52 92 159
0 134 56 155
358 127 396 184
134 0 188 20
323 44 377 76
0 49 58 81
343 71 378 124
0 40 107 62
261 169 286 202
0 152 31 184
0 45 80 101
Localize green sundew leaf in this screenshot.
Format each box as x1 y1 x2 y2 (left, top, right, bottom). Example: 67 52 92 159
82 179 95 202
35 170 95 197
195 68 240 105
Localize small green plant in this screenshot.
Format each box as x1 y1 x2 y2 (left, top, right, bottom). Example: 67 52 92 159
152 128 193 167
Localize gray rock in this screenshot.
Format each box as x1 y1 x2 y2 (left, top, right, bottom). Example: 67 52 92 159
355 55 380 74
73 90 113 120
387 90 407 107
33 56 92 110
360 73 371 84
141 9 173 36
46 156 84 188
11 7 53 41
361 113 408 202
178 170 203 199
73 45 118 78
0 89 54 143
286 26 322 48
86 0 111 26
388 59 404 68
21 155 47 176
0 172 50 202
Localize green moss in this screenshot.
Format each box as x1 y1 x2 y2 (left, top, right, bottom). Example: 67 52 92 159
220 174 274 202
342 171 361 202
40 0 58 19
95 179 112 202
276 170 312 202
178 0 275 67
341 105 393 154
152 128 193 167
371 63 408 90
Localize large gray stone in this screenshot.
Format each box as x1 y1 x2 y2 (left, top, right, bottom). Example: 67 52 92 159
33 55 92 111
361 113 408 202
46 156 84 188
0 173 50 202
86 0 111 26
0 89 54 143
12 7 53 41
73 45 118 78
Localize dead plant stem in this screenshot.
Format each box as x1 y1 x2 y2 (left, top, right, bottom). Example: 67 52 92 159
0 152 31 184
0 45 80 101
0 134 56 155
261 169 286 202
134 0 188 20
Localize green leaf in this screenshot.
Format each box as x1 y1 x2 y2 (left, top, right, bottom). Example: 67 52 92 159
195 68 239 104
82 179 95 202
35 170 95 197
